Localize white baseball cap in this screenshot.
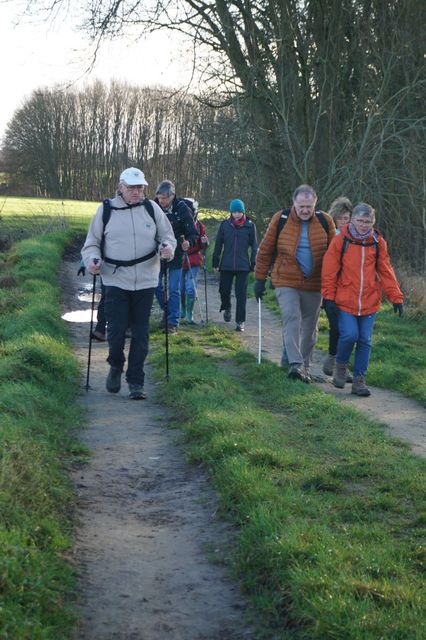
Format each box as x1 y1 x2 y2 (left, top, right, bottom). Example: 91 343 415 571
119 167 148 186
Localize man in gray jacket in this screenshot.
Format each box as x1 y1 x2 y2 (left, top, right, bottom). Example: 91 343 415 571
82 167 176 399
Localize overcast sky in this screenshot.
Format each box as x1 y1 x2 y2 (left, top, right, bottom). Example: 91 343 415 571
0 1 194 139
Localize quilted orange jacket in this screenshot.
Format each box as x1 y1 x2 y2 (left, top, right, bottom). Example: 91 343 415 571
255 207 335 292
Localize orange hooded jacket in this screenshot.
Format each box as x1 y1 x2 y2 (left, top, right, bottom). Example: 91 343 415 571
321 225 403 316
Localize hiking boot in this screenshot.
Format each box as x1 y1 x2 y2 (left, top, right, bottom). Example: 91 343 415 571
106 367 122 393
223 309 231 322
351 375 371 397
128 384 147 400
288 365 306 382
332 362 348 388
322 354 335 376
91 329 106 342
236 322 245 332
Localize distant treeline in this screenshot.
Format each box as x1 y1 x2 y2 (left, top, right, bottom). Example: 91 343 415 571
1 82 240 207
2 0 425 270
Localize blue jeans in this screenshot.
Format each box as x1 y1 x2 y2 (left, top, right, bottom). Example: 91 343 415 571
181 266 200 297
156 266 182 327
104 286 155 386
336 311 376 377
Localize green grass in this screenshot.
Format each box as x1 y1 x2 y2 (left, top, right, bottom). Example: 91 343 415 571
0 195 95 236
149 326 426 639
0 229 84 639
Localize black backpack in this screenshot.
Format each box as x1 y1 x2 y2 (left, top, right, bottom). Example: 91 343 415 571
275 207 329 242
100 198 157 268
271 207 330 266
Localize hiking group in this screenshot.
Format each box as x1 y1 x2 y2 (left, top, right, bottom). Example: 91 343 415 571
81 169 403 400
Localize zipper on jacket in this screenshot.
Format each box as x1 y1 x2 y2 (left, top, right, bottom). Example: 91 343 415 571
131 210 138 289
357 245 365 315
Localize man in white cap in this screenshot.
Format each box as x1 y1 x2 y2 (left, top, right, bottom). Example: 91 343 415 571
82 167 176 399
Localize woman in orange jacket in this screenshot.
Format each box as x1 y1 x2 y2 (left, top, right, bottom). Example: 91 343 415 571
321 203 403 396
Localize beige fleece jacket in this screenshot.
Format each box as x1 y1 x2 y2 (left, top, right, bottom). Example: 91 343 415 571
81 195 176 291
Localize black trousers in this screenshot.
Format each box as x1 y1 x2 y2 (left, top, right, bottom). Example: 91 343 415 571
219 271 249 323
324 300 340 356
104 286 155 386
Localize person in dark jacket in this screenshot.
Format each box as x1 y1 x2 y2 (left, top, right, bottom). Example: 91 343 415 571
212 199 258 332
155 180 198 333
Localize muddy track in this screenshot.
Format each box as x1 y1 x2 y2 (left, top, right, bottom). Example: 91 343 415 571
61 248 425 640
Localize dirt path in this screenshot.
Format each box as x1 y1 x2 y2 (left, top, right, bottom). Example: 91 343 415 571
62 254 255 640
61 252 426 640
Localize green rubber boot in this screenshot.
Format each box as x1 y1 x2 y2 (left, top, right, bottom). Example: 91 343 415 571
185 295 195 324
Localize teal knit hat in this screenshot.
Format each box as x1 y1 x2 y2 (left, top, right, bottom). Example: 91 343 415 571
229 198 245 213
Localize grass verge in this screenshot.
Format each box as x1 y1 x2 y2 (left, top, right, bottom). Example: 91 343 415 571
149 325 426 639
0 230 84 639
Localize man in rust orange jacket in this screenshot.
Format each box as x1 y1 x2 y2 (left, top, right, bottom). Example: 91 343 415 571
254 184 335 382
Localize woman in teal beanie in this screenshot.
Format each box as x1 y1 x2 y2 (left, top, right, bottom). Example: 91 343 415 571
212 199 258 331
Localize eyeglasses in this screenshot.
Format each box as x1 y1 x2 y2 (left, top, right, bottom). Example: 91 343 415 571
123 184 144 191
354 218 374 226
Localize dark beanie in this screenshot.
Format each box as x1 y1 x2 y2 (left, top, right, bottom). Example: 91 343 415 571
229 198 245 213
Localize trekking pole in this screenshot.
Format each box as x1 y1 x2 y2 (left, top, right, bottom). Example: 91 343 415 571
203 253 208 324
257 298 262 365
85 261 99 391
162 252 170 381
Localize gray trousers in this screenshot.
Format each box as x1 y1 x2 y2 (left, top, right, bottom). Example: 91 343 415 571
275 287 322 369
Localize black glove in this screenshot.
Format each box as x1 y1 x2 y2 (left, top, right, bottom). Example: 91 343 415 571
254 279 266 301
393 303 403 317
77 265 86 276
323 299 338 314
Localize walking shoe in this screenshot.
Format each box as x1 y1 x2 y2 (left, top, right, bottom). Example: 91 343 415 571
236 322 245 332
106 367 122 393
223 309 231 322
91 330 106 342
164 324 178 334
332 362 348 388
351 375 371 397
322 354 335 376
288 365 306 382
128 384 147 400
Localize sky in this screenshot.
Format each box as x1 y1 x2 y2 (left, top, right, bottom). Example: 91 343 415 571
0 1 195 140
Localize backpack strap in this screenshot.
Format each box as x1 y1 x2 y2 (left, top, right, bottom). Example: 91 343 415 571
275 208 328 244
338 230 380 277
100 198 158 267
272 208 329 266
